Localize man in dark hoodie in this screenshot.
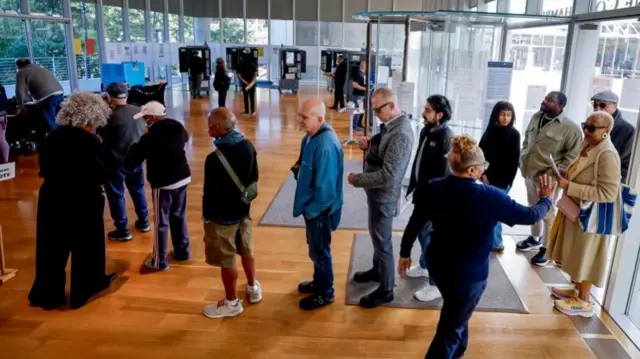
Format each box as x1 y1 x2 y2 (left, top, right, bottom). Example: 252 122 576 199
188 50 205 99
100 82 150 241
125 101 191 271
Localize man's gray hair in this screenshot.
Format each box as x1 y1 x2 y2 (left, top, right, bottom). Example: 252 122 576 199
588 110 614 130
372 87 398 104
56 92 111 128
209 107 237 131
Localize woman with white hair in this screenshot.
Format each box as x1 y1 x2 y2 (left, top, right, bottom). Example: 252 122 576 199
549 111 621 318
28 92 117 310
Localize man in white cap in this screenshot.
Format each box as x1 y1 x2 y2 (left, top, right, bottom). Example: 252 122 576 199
591 90 635 183
125 101 192 271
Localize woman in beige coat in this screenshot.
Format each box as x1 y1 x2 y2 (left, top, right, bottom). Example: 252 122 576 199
548 111 621 318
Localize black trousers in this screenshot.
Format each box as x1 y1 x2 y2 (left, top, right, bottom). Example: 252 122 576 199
242 86 256 114
189 74 203 98
217 90 227 107
333 84 345 109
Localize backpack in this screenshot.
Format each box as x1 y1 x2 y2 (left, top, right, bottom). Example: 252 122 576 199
215 149 258 205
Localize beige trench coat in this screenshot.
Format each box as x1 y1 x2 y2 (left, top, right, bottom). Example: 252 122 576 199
547 138 621 288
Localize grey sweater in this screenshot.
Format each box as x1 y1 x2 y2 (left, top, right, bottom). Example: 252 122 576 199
352 113 414 205
15 64 64 105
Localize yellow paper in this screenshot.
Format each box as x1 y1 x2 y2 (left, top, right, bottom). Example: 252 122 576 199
257 47 264 57
73 38 83 55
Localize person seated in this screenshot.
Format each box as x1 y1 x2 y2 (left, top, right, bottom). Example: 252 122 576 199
28 92 117 311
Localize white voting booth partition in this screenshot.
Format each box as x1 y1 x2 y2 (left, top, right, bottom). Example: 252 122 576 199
0 162 17 284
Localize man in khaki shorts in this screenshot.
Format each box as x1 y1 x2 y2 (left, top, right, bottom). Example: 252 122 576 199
201 107 261 319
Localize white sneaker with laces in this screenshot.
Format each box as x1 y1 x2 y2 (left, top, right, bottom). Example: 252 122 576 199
247 281 263 304
414 285 442 302
406 265 429 278
203 298 244 319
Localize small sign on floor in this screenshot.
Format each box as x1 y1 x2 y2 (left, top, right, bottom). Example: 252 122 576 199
0 162 15 181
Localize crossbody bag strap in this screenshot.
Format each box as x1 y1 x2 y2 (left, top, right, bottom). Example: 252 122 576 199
215 149 246 192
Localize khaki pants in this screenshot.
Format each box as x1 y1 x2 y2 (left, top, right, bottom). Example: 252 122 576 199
525 177 561 247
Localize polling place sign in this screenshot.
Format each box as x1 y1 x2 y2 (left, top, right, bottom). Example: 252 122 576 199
0 162 16 181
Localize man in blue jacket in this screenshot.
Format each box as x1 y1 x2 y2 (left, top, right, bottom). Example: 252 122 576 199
293 97 344 311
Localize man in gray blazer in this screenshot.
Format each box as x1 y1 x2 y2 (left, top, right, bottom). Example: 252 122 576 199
348 87 414 308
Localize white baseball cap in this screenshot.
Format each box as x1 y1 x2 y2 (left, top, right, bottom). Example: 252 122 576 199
133 101 166 119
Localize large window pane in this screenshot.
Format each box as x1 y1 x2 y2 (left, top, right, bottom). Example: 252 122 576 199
184 16 194 43
71 0 101 91
30 20 70 89
30 0 62 16
223 18 244 44
295 21 318 47
169 13 179 42
0 18 29 97
246 19 267 45
0 0 20 13
210 19 221 43
320 22 342 47
128 8 146 42
104 4 123 42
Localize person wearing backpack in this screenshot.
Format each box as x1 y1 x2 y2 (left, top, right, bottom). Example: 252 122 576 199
202 107 261 319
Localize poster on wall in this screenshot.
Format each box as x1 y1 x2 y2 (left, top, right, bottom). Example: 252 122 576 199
483 61 514 128
154 43 170 66
396 82 416 120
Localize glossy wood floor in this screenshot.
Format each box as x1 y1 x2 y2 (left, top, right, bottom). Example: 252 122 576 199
0 85 637 359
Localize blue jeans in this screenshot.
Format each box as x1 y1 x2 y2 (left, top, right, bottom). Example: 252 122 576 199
304 209 335 298
368 199 395 292
426 275 487 359
418 222 435 286
351 95 364 130
38 94 64 132
104 165 149 232
492 186 511 249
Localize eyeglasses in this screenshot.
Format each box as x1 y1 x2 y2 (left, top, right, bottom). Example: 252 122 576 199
581 122 608 133
373 102 391 114
466 161 490 170
593 101 608 109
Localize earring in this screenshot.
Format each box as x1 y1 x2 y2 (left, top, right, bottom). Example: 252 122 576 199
602 133 609 139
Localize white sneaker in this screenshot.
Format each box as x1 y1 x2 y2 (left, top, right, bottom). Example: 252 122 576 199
247 281 263 304
203 299 244 319
406 265 429 278
414 285 442 302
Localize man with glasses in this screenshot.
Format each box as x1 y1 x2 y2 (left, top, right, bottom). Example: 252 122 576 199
516 91 583 267
591 91 634 183
347 87 414 308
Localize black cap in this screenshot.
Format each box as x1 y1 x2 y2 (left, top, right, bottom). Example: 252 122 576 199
106 82 129 99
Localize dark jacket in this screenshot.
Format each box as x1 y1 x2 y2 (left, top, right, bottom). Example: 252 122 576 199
125 118 191 188
400 176 552 283
203 139 258 224
479 119 521 190
188 56 205 76
15 64 64 105
98 104 145 168
610 110 634 183
407 124 453 202
334 61 348 87
213 66 231 92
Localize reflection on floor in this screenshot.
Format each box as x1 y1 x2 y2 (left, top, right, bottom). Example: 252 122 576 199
0 85 637 359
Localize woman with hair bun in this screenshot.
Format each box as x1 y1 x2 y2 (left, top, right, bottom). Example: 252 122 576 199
398 135 555 359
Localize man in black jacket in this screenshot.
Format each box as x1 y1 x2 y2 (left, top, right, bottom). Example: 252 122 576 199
125 101 191 271
188 50 205 99
404 94 453 303
330 55 347 110
202 107 261 319
213 58 230 108
591 91 635 183
100 82 149 241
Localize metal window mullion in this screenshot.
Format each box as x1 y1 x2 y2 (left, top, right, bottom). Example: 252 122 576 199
219 0 223 47
317 0 320 86
163 0 170 85
341 0 344 46
62 0 80 91
178 0 184 42
144 0 151 42
292 0 296 45
96 0 107 68
267 0 271 81
123 0 130 43
243 0 247 45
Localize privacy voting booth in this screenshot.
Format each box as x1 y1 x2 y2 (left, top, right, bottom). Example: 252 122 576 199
354 10 571 173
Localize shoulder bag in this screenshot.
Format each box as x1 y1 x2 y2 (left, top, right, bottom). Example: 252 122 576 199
215 149 258 205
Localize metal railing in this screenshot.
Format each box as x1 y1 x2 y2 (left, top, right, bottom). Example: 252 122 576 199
0 55 101 87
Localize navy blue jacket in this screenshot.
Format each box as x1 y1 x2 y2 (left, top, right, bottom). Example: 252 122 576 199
400 176 552 283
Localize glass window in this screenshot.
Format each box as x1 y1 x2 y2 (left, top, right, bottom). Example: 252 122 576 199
210 19 221 43
0 18 29 97
246 19 268 45
320 22 342 47
223 18 244 44
103 4 124 42
71 0 101 91
270 20 293 46
30 0 62 16
31 20 70 83
150 10 165 43
169 13 179 43
184 16 195 43
128 8 146 42
0 0 20 13
295 21 318 47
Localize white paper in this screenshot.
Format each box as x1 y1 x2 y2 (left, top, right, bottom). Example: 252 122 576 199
0 162 15 181
396 82 416 115
526 85 547 110
549 154 561 177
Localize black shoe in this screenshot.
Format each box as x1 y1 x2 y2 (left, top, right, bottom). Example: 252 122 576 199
299 294 334 311
353 268 380 283
329 106 338 110
516 236 542 252
70 273 117 309
108 229 133 242
298 281 316 294
531 247 549 267
135 220 151 233
359 288 394 308
170 250 189 261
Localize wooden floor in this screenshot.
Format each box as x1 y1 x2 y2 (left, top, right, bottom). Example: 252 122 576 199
0 85 637 359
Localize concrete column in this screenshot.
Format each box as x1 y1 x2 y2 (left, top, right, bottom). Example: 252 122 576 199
563 23 599 126
194 17 211 45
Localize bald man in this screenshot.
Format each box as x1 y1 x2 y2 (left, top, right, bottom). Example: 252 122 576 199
293 98 344 311
348 87 414 308
202 108 262 319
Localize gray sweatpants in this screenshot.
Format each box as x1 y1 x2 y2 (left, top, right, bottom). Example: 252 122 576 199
150 185 190 268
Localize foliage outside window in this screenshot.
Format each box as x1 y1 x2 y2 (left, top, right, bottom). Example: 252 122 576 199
222 18 244 44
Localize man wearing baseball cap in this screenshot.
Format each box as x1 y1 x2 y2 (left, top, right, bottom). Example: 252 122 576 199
591 90 635 182
99 82 150 242
125 101 192 271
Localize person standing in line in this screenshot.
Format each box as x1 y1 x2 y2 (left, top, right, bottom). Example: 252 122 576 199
213 58 231 108
329 55 348 110
15 58 64 134
351 61 367 131
100 82 150 241
479 101 521 252
202 107 262 319
404 94 454 303
237 52 258 116
293 98 344 311
590 90 634 183
516 91 582 266
188 50 205 99
125 101 191 271
398 135 554 359
348 87 414 308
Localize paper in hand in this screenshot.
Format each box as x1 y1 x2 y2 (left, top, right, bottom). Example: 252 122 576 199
549 154 561 176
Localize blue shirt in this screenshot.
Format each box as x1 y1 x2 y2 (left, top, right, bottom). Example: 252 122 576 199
400 176 552 283
293 123 344 219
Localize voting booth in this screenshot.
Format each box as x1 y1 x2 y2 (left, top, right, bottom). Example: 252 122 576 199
179 45 212 96
278 47 307 94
